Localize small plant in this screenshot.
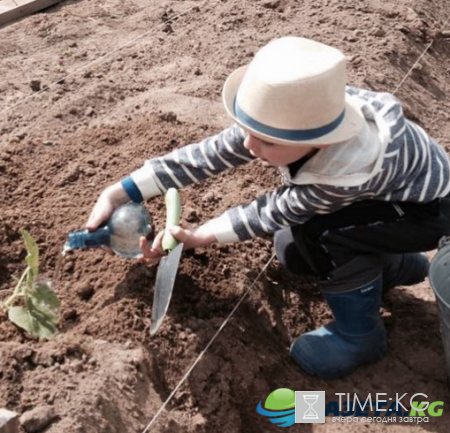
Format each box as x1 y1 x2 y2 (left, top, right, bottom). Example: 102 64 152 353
0 230 60 339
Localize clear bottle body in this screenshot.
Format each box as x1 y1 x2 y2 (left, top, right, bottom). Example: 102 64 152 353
65 203 152 258
108 203 152 258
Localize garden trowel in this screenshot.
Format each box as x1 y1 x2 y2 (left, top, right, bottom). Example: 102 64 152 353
150 188 183 336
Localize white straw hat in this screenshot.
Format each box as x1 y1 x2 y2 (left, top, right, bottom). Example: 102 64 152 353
222 37 365 146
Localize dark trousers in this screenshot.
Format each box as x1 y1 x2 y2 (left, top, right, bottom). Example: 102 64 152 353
274 196 450 293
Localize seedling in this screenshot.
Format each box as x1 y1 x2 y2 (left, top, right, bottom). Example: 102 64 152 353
0 231 60 339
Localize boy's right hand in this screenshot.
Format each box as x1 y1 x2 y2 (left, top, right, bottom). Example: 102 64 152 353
86 183 130 231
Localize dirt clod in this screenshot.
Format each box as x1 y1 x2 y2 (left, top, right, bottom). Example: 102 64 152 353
85 107 96 117
75 282 94 300
29 80 41 92
63 309 78 321
162 23 173 33
262 0 281 9
372 27 387 37
159 111 177 123
20 406 58 433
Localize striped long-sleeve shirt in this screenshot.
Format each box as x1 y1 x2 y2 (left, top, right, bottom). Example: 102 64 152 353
122 87 450 243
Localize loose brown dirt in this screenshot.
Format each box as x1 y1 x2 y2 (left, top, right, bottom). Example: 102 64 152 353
1 0 450 432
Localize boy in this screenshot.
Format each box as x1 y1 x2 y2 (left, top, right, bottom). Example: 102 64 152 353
86 37 450 380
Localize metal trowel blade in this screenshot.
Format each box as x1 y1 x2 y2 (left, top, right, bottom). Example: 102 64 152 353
150 243 183 336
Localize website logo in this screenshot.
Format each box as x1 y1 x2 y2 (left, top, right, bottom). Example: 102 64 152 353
295 391 326 423
256 388 296 427
257 389 444 427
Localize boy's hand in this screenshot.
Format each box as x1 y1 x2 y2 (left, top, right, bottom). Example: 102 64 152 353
167 225 217 250
86 183 130 231
137 231 165 265
137 224 217 264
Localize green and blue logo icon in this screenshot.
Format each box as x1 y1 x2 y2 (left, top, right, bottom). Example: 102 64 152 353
257 390 444 426
256 388 296 427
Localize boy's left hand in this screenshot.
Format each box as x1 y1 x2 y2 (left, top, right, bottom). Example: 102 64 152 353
137 225 217 264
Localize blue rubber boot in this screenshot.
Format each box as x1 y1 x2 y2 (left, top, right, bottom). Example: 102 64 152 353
382 253 429 292
290 277 387 380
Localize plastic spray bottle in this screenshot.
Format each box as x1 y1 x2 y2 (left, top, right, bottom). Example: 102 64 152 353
64 203 152 258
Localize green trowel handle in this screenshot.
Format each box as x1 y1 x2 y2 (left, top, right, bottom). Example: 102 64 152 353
161 188 181 252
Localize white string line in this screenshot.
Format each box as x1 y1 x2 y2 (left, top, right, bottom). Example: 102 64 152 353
0 1 206 116
141 252 276 433
141 11 450 432
392 14 450 95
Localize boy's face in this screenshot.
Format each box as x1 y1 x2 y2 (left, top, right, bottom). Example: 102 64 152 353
244 134 316 166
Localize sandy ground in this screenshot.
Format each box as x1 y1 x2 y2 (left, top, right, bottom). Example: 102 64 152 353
1 0 450 432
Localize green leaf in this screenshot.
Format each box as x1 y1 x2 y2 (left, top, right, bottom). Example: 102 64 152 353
29 302 58 339
30 282 60 309
29 300 58 325
5 232 60 339
27 297 57 321
8 306 40 335
8 303 58 340
20 230 39 287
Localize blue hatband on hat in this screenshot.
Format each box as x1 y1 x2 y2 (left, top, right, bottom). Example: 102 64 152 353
234 98 345 141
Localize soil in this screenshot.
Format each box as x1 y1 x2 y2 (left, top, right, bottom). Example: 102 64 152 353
1 0 450 432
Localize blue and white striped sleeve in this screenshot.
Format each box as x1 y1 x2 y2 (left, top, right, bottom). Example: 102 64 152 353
206 184 361 243
121 124 253 201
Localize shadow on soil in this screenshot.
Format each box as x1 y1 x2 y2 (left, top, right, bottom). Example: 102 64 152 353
94 259 450 432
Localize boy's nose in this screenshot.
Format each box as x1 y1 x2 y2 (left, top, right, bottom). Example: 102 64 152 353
244 135 261 153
